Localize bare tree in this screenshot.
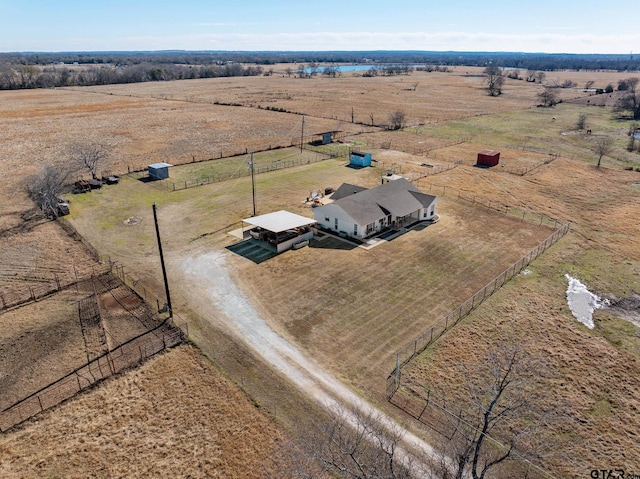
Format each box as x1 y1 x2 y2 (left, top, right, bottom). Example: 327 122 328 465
69 142 109 179
584 80 595 90
576 114 588 131
284 67 292 77
311 405 418 479
592 136 614 168
322 65 340 78
534 71 546 84
387 110 407 130
613 77 640 120
431 343 559 479
483 65 504 97
26 165 76 218
537 87 559 107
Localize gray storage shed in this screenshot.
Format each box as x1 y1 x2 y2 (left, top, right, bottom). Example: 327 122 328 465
148 162 173 180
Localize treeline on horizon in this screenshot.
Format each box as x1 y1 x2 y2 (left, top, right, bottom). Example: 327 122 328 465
1 50 638 90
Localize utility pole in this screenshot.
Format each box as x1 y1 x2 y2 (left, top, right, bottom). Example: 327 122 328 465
249 153 256 216
152 203 172 318
300 115 305 153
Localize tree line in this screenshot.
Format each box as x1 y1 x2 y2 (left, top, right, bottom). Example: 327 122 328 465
3 50 640 70
0 62 265 90
2 50 639 91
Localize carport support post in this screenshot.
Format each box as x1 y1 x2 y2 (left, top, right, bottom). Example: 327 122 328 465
153 203 172 318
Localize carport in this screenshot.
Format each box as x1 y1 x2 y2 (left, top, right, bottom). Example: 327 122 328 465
242 210 316 253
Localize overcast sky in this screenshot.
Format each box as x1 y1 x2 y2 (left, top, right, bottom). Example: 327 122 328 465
2 0 638 54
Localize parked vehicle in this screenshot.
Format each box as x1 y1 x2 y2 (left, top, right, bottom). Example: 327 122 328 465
74 179 90 192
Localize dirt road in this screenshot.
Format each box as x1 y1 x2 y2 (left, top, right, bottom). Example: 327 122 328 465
181 250 438 469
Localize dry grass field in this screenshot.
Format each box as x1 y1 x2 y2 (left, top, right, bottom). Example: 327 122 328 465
1 67 640 478
0 344 296 479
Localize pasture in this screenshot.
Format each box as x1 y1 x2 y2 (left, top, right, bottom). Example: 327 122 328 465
1 67 639 477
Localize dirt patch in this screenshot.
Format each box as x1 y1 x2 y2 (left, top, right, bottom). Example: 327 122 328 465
603 291 640 327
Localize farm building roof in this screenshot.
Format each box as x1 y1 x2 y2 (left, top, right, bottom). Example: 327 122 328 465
332 178 436 225
148 162 173 168
243 210 316 233
331 183 368 200
478 149 500 156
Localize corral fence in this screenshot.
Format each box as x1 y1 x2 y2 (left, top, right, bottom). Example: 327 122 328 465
383 223 570 479
374 160 463 178
121 131 357 178
387 221 570 399
388 385 555 479
415 181 563 229
373 137 467 157
160 150 340 192
0 263 110 312
105 256 189 337
0 322 184 432
0 262 189 432
0 218 110 312
502 153 559 176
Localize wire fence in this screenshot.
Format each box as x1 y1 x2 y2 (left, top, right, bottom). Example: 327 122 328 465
1 219 189 431
387 385 555 479
0 262 110 312
502 153 560 176
387 221 570 398
121 131 356 178
0 323 184 432
383 223 570 479
158 150 339 192
415 181 563 229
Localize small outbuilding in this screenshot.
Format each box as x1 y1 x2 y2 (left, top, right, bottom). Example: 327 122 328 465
476 150 500 167
148 162 173 180
350 150 372 167
242 210 316 253
314 130 341 145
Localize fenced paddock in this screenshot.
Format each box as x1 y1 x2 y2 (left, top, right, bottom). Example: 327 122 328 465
128 146 345 192
0 324 184 432
387 221 570 398
383 223 570 479
0 250 188 431
0 263 110 312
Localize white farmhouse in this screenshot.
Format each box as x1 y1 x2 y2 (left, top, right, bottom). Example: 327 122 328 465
313 178 437 240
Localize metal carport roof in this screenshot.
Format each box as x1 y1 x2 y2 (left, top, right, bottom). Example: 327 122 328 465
242 210 316 233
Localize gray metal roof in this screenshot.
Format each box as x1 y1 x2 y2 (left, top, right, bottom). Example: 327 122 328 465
243 210 316 233
332 178 436 225
148 162 173 169
330 183 368 200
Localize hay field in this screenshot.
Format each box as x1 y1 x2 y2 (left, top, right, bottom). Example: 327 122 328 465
0 344 296 479
2 68 640 478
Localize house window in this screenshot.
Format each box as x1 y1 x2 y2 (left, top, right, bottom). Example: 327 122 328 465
366 222 375 234
387 215 392 225
334 218 338 229
325 216 330 222
354 224 358 235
